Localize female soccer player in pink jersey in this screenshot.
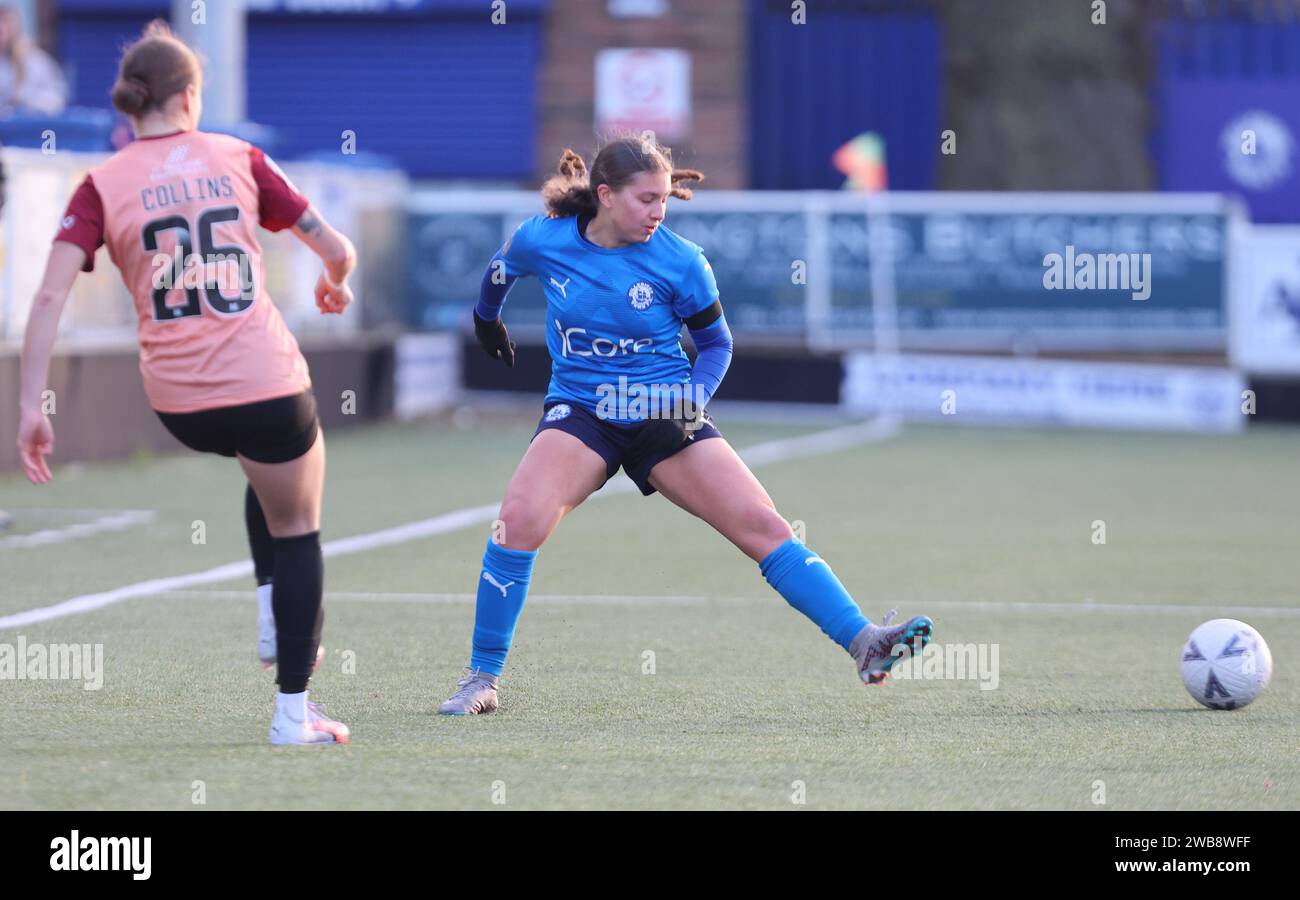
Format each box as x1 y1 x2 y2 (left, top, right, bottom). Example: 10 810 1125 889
16 21 351 745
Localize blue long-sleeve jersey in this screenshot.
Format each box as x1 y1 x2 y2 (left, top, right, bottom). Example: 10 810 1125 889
476 214 732 425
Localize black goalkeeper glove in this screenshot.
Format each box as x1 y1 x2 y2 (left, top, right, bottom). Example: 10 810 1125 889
634 417 690 458
634 402 707 458
473 310 516 368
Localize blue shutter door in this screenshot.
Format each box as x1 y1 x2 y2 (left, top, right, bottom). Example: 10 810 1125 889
58 5 542 179
748 0 942 190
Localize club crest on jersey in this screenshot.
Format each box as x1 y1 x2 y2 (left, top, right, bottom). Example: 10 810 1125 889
627 281 655 312
545 404 572 422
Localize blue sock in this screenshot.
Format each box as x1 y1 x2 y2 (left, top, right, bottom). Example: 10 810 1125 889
469 537 537 676
760 538 870 651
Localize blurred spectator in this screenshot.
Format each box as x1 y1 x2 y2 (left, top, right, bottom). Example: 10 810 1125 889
0 5 68 117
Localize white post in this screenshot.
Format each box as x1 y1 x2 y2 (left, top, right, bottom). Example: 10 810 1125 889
13 0 37 35
805 193 832 351
172 0 246 127
866 193 901 422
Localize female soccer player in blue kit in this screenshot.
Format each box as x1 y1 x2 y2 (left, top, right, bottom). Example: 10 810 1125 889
437 136 933 715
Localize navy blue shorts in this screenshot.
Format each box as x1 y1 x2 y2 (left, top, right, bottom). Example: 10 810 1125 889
532 401 723 496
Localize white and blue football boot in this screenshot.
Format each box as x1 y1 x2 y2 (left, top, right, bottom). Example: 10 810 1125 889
850 609 934 685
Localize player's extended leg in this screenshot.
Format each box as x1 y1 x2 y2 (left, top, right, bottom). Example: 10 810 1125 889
647 438 932 685
239 431 347 743
438 429 609 715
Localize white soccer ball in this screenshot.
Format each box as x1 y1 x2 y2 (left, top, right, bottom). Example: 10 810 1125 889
1180 619 1273 710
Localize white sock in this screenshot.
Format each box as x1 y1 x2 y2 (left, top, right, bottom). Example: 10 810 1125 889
257 583 274 624
276 690 308 721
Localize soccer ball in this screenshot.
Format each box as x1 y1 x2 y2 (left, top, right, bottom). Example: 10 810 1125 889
1180 619 1273 710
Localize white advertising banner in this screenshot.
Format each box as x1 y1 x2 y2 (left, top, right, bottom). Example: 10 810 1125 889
1230 224 1300 375
843 353 1247 433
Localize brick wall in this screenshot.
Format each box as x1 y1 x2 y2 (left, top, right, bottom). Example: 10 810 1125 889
537 0 748 189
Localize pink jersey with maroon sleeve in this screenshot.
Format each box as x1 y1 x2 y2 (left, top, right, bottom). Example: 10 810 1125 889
54 130 312 413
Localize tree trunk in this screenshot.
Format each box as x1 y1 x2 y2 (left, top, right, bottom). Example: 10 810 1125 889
934 0 1156 190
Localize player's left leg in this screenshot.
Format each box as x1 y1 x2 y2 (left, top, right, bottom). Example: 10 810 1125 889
646 438 932 684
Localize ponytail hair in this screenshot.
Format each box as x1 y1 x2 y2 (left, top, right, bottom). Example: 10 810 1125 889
541 133 705 219
110 20 201 117
541 149 597 218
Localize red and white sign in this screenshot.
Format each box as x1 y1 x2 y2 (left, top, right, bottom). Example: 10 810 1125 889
595 48 690 142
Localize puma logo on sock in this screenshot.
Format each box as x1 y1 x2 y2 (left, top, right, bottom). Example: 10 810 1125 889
482 572 516 597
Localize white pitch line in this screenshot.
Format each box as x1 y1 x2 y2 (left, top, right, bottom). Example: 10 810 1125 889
0 417 900 632
737 414 900 467
159 590 1300 617
0 509 156 550
161 590 713 605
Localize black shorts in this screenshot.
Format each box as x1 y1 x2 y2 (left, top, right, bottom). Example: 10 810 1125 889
532 400 723 496
155 391 320 464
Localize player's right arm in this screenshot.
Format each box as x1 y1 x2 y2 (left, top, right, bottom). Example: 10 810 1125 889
473 263 518 368
18 172 103 484
472 217 539 368
17 241 87 484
